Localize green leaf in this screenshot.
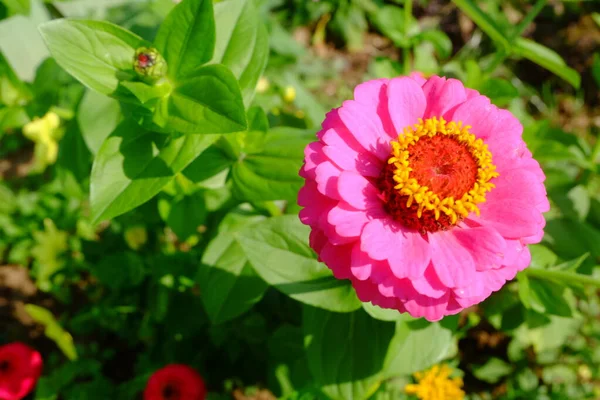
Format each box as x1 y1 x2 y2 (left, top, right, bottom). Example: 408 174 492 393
0 106 29 131
236 215 362 312
198 211 268 324
414 30 452 59
472 358 513 384
2 0 30 16
552 253 589 272
39 19 147 95
164 191 207 240
383 319 454 377
517 314 582 353
167 64 247 134
529 244 558 269
331 2 368 51
182 145 233 184
232 127 313 201
370 5 412 48
211 0 269 106
77 89 121 155
303 306 394 400
90 119 219 222
24 304 77 360
526 278 573 317
514 38 581 88
182 107 267 184
94 251 146 290
362 302 403 322
592 53 600 88
0 0 50 81
0 51 32 106
153 0 215 80
31 219 68 292
452 0 510 51
478 78 519 107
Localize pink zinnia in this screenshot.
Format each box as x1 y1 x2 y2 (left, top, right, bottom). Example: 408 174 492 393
0 342 43 400
144 364 206 400
298 75 548 321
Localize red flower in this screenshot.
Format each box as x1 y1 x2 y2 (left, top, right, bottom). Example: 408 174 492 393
144 364 206 400
0 343 43 400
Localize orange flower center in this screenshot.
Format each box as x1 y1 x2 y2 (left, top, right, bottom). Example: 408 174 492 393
378 117 498 233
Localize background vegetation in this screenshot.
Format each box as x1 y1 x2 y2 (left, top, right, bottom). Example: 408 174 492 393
1 0 600 399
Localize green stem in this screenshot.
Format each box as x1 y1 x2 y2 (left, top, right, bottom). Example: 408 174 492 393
484 0 547 75
484 50 508 74
590 135 600 164
512 0 547 39
524 268 600 287
403 0 412 74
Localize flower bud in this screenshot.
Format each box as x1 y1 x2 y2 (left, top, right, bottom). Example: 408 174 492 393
133 47 167 82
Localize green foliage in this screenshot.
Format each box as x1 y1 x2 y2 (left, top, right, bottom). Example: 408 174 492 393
1 0 599 399
153 0 215 81
237 216 362 312
38 20 146 95
25 304 78 361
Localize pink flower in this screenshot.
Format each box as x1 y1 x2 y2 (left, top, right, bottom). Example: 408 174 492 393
0 342 43 400
144 364 206 400
298 75 548 321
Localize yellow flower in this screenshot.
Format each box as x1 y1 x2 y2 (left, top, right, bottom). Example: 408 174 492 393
405 364 465 400
256 77 270 93
124 226 148 250
22 111 62 172
283 85 296 102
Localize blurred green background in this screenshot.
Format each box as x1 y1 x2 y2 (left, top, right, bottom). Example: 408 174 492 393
1 0 600 399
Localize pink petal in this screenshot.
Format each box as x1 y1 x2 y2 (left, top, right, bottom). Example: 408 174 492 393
448 95 495 139
465 88 480 99
360 219 430 279
353 78 396 138
351 278 379 302
298 181 336 227
453 274 486 299
321 129 382 177
514 245 532 271
337 171 381 210
314 161 342 199
411 264 449 298
478 200 544 239
422 76 467 119
350 243 373 280
328 202 370 238
490 169 549 213
409 71 426 86
338 100 391 160
300 142 325 179
320 242 353 279
483 268 514 292
453 226 506 271
309 229 327 254
428 230 476 288
387 76 426 134
403 291 451 322
501 239 526 267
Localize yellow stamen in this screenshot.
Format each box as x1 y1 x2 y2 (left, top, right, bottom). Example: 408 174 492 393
389 117 498 225
405 364 465 400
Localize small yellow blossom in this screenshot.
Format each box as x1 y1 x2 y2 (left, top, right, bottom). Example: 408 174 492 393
283 85 296 102
124 226 148 250
256 77 270 93
405 364 465 400
22 111 62 172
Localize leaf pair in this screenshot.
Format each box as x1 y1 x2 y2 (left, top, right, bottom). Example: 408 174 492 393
39 0 269 222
